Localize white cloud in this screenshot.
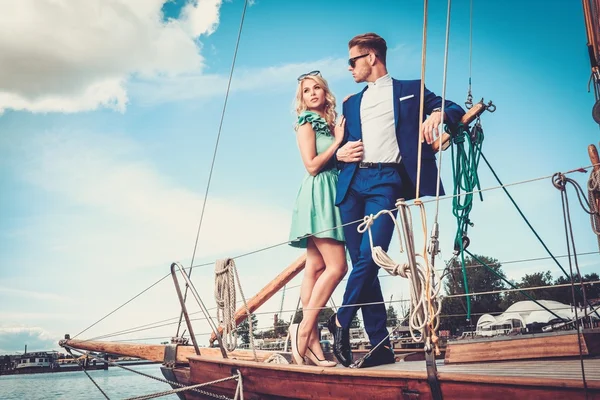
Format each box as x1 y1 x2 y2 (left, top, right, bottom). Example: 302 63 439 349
0 79 129 114
0 287 69 302
0 326 62 353
130 57 350 105
0 3 424 113
128 41 422 106
0 127 300 342
0 313 75 322
179 0 222 37
0 0 222 113
15 129 292 272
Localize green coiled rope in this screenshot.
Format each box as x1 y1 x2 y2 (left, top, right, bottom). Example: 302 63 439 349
450 121 485 322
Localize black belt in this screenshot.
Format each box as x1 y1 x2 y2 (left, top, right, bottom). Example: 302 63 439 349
358 162 400 169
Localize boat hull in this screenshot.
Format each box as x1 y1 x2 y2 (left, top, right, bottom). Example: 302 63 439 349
163 354 600 400
178 360 430 400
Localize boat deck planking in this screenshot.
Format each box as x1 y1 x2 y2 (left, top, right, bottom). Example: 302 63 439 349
444 330 600 364
172 352 600 399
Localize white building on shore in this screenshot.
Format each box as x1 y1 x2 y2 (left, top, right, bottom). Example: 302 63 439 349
476 300 596 337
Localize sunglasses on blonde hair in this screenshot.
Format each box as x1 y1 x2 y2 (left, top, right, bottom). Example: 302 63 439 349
297 70 321 82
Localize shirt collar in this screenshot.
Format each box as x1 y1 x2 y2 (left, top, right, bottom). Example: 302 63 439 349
367 74 392 88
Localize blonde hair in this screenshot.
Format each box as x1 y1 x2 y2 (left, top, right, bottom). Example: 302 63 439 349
294 75 337 129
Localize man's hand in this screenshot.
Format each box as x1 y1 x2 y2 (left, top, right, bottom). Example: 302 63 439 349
420 111 443 145
336 139 363 162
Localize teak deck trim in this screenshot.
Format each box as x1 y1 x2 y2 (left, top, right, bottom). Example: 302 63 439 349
187 353 600 389
445 330 600 364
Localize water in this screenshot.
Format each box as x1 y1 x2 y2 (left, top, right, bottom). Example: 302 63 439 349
0 364 179 400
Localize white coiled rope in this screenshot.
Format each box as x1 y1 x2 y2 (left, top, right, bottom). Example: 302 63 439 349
214 258 257 360
356 204 442 345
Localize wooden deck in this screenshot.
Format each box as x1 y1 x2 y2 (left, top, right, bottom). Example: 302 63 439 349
59 337 600 399
174 352 600 400
445 330 600 364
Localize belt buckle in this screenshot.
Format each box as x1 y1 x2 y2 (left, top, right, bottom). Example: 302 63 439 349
359 162 370 169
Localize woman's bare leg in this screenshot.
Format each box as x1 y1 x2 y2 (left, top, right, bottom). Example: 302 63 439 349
300 238 325 313
294 238 325 358
297 238 347 358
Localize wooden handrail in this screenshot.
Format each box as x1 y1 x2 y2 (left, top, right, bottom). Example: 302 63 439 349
431 101 488 153
60 339 274 363
589 144 600 172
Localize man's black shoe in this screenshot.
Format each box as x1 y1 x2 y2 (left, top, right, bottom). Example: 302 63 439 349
356 346 395 368
327 313 352 367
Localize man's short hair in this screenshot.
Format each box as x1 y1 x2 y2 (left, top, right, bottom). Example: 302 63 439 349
348 33 387 65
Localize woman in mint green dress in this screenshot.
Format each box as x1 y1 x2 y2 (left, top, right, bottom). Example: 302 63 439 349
288 71 348 367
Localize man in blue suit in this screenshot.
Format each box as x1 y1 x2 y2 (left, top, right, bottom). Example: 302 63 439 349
327 33 465 368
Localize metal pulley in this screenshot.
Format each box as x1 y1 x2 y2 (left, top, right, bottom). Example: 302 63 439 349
593 99 600 124
453 234 470 254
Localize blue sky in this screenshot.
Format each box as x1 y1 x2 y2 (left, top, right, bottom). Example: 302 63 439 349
0 0 598 353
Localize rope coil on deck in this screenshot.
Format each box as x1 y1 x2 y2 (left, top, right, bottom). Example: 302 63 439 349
215 259 237 350
357 199 442 347
215 258 258 360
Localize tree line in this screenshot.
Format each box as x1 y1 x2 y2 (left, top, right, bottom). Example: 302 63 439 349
237 253 599 343
440 254 600 334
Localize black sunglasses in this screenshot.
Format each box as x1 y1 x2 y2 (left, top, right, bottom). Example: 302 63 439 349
297 70 321 81
348 53 370 68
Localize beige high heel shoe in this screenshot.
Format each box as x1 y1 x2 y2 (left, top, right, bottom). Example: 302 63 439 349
289 324 305 365
306 342 337 367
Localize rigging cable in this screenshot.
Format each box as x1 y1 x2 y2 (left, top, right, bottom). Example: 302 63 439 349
62 345 235 400
481 154 600 319
431 0 452 223
63 347 110 399
463 251 566 322
72 163 597 342
73 274 170 339
411 7 444 398
84 258 600 343
465 0 473 109
134 278 600 341
98 285 600 342
410 0 447 385
552 172 590 398
176 0 250 338
427 0 453 353
441 0 491 324
415 0 429 200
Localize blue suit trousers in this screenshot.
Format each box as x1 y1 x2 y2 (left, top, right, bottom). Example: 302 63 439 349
336 165 404 348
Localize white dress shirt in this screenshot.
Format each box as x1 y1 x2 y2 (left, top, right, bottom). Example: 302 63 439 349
360 74 401 163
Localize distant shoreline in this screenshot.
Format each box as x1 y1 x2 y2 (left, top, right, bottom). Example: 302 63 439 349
0 360 159 376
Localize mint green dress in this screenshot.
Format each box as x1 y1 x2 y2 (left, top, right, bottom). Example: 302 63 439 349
289 111 345 248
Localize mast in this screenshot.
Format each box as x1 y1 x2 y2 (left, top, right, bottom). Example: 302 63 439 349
582 0 600 123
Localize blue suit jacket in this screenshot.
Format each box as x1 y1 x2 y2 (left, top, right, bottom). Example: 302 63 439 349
336 79 466 205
